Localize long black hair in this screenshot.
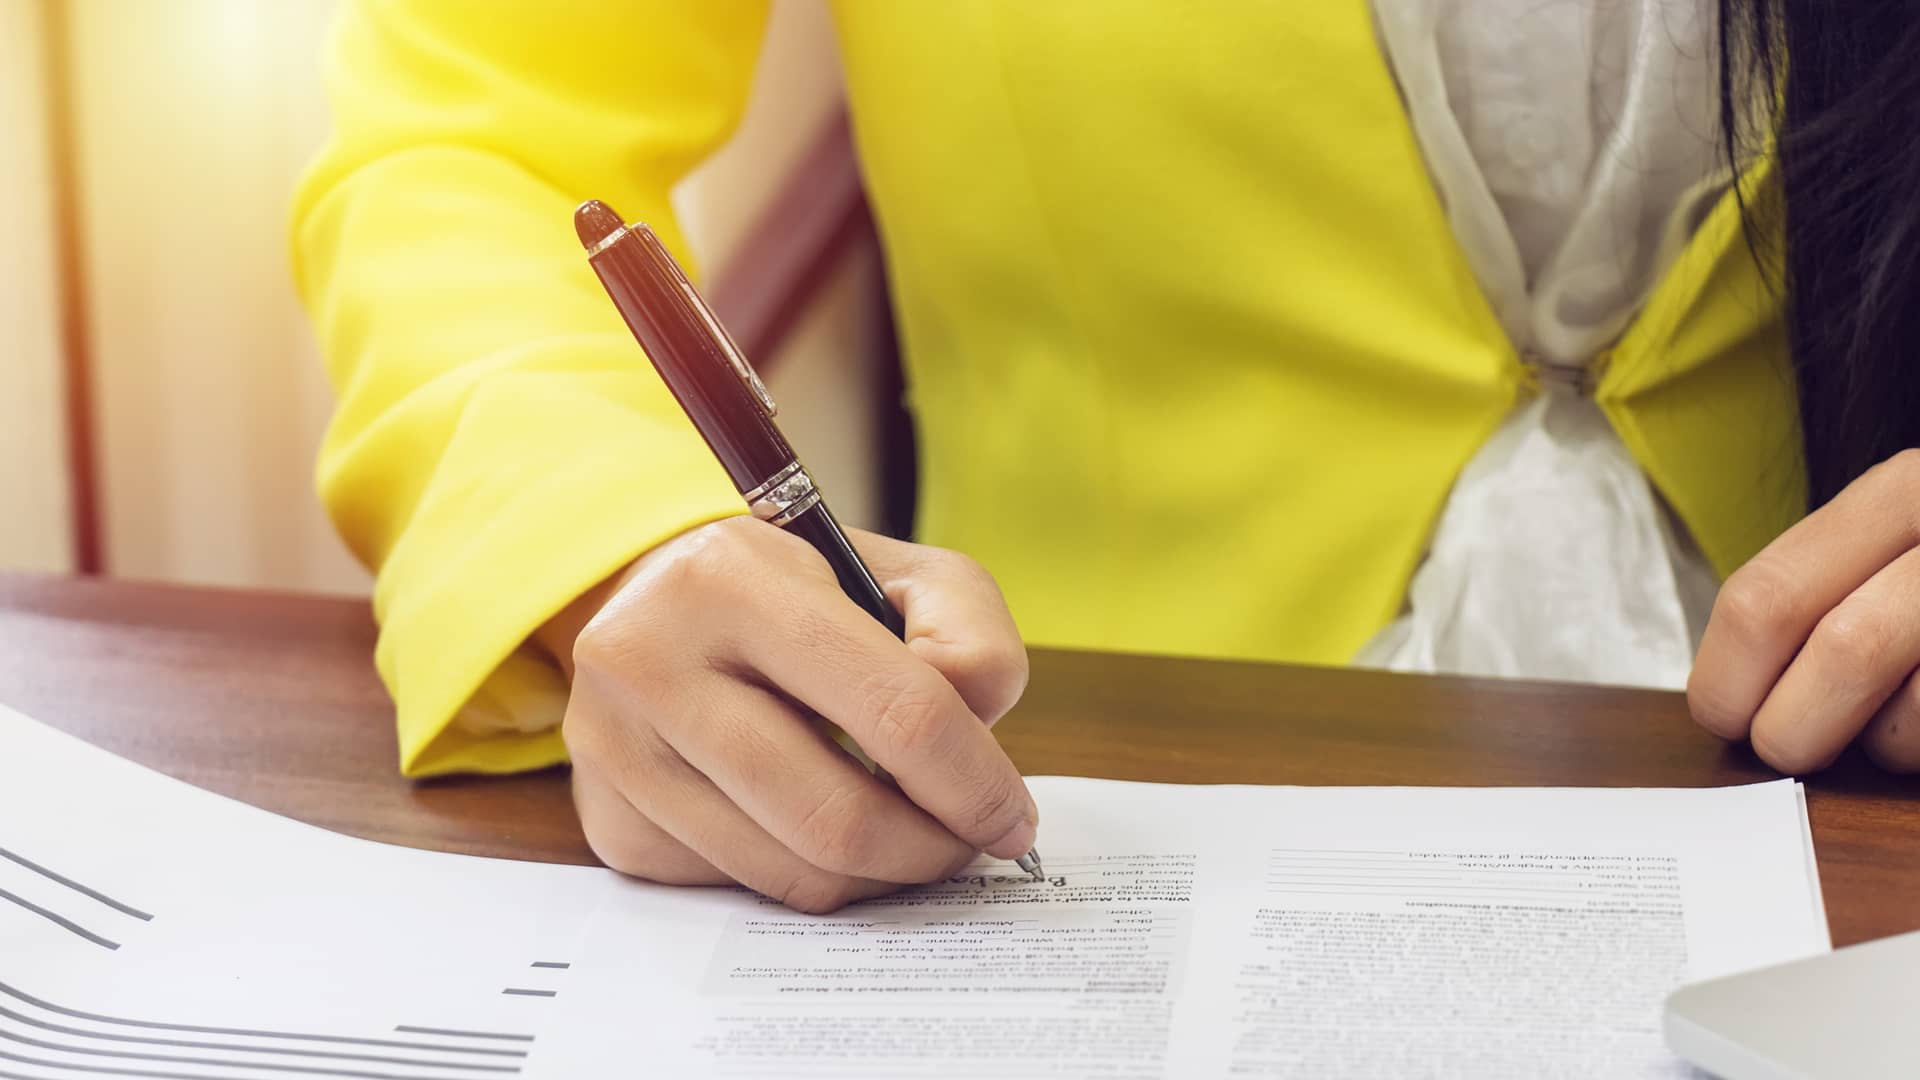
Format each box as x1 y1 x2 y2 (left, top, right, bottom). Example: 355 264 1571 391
1720 1 1920 506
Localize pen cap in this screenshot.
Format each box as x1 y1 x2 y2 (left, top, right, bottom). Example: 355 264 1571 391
577 201 796 491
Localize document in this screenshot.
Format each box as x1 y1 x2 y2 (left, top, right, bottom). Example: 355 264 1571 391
0 703 1827 1078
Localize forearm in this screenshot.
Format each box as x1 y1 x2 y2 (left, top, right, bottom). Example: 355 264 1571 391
292 0 771 774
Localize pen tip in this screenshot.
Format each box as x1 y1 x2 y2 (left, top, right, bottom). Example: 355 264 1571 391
574 199 625 251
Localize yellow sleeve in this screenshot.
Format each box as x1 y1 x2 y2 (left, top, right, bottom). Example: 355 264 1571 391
291 1 769 777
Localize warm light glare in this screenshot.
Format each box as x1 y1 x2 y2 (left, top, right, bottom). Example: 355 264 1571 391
189 0 299 83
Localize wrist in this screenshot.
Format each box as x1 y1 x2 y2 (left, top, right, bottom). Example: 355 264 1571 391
532 562 634 680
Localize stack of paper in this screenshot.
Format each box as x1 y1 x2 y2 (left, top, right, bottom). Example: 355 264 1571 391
0 703 1825 1078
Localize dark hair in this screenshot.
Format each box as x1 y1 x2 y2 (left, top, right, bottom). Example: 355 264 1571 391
1720 1 1920 507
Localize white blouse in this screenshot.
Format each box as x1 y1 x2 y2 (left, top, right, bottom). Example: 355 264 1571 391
1358 0 1732 688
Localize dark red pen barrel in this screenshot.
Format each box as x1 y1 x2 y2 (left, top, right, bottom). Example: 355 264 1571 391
587 231 793 491
583 216 907 641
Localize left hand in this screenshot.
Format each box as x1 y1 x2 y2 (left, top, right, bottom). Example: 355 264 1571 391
1690 449 1920 773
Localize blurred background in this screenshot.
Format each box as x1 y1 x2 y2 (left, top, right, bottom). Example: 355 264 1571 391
1 0 892 596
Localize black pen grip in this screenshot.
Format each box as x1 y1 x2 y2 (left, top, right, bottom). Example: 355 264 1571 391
780 502 907 640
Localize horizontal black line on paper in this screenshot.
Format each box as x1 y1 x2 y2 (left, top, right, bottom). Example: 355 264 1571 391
394 1026 535 1043
0 846 153 922
0 979 525 1056
0 1002 527 1070
0 887 117 950
0 1025 523 1079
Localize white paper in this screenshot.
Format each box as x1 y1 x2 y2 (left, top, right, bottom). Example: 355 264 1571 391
0 703 1828 1078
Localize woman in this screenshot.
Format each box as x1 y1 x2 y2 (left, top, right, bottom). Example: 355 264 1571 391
293 2 1920 912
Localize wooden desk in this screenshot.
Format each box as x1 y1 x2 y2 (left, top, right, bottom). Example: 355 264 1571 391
3 572 1915 947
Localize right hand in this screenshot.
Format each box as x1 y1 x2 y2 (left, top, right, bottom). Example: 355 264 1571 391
547 516 1036 913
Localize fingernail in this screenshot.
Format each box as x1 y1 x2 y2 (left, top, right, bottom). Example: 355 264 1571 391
986 810 1038 859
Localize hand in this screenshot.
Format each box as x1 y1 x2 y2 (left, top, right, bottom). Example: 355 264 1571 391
1690 450 1920 773
544 516 1034 912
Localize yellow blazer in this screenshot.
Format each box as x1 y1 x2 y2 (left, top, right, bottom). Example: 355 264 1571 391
293 2 1803 777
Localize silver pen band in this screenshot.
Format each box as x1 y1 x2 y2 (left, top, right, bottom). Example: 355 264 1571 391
583 223 630 260
741 460 802 505
746 463 822 528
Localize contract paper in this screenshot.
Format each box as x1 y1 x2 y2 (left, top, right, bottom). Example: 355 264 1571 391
0 703 1826 1078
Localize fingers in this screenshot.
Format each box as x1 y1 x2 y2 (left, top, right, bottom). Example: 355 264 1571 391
1691 451 1920 739
661 674 977 884
575 716 898 914
1863 670 1920 772
1744 546 1920 773
633 746 900 915
571 763 726 885
752 578 1040 860
849 530 1031 725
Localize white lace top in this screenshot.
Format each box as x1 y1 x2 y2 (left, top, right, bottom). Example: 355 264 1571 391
1358 0 1732 688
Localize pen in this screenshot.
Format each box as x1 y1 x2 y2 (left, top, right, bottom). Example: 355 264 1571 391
574 200 1044 884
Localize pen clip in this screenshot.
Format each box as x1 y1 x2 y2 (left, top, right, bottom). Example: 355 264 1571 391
666 258 778 418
